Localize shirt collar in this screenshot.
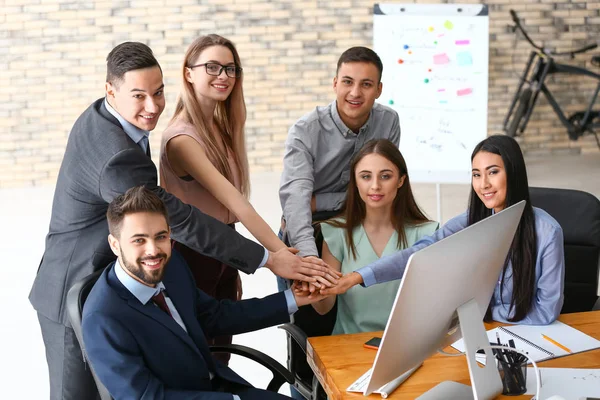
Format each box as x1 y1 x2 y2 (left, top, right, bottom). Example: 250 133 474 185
330 99 373 138
114 258 165 305
104 98 150 146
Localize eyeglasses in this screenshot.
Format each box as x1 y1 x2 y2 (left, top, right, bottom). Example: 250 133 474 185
188 62 243 78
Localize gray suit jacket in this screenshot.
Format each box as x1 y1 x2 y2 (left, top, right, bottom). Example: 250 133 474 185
30 98 265 325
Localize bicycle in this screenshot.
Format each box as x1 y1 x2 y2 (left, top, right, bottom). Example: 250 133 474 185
503 9 600 149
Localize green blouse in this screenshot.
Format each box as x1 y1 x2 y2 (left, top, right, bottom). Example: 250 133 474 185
321 219 439 335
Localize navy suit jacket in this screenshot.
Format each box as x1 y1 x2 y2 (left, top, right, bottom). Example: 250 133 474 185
82 250 290 400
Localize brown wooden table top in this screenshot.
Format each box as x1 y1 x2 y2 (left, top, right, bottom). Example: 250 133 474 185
306 311 600 399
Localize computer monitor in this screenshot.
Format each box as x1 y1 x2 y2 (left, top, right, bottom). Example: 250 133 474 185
364 201 526 398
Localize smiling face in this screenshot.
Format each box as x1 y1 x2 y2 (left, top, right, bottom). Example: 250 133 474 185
471 151 508 213
333 62 383 132
108 211 171 287
105 66 165 131
186 45 237 105
354 153 405 212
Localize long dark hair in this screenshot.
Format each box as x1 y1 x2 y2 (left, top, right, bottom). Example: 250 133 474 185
326 139 430 260
468 135 537 322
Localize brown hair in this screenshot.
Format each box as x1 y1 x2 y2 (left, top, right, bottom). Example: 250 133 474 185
107 186 168 238
325 139 430 259
169 34 250 197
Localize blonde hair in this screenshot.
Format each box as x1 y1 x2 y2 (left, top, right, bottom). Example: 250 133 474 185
170 34 249 197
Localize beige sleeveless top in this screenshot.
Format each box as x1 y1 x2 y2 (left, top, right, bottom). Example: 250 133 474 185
159 119 241 224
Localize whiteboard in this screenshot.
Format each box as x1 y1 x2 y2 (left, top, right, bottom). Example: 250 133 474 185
374 4 489 183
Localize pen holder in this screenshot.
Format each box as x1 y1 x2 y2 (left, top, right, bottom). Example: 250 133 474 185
497 358 527 396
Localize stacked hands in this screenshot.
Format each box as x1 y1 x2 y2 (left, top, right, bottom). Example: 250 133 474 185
291 272 362 299
263 247 363 303
290 259 364 299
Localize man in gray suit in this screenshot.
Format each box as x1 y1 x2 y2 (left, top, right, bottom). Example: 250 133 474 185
30 42 337 400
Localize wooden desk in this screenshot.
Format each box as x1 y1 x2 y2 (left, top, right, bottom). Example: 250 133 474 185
307 311 600 399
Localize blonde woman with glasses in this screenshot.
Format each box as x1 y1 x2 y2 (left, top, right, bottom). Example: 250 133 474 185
160 35 335 364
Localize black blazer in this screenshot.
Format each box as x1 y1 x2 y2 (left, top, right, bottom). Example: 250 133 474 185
30 98 264 325
83 250 290 400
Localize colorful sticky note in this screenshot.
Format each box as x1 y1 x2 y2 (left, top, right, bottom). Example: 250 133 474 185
433 53 450 65
455 40 470 45
428 26 434 32
403 44 409 49
444 20 454 30
457 51 473 66
457 88 473 96
398 59 404 64
408 50 412 55
389 100 394 105
424 78 430 83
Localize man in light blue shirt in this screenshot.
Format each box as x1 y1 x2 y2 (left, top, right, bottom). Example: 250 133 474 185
83 186 330 399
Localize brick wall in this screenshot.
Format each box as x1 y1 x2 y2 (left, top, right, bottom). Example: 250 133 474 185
1 0 599 188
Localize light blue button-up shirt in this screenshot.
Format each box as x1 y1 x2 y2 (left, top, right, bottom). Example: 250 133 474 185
104 98 270 268
356 207 565 325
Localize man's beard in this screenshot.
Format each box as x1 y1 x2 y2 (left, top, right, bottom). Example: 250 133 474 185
120 249 169 285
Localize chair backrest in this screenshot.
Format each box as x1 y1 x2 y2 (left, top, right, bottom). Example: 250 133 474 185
66 268 112 400
529 187 600 313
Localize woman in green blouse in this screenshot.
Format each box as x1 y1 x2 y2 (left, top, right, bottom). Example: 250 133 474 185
308 139 438 334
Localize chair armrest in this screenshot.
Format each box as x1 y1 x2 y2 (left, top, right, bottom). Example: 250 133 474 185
278 323 308 355
209 344 293 392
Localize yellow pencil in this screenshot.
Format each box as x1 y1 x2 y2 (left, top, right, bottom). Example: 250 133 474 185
541 334 572 353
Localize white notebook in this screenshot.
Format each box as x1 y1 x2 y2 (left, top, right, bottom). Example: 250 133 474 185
451 320 600 365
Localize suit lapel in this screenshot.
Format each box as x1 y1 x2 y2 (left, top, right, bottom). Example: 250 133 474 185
163 270 218 373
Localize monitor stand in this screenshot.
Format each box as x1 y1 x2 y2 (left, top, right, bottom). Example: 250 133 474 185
416 299 503 400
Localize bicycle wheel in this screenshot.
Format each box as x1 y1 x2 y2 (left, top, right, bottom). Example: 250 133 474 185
506 87 532 138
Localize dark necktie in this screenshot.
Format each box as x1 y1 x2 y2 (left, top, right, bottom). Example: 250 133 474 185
140 136 151 157
152 291 172 317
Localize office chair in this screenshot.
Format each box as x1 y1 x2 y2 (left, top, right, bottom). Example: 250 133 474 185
66 267 294 400
279 211 340 400
529 187 600 313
